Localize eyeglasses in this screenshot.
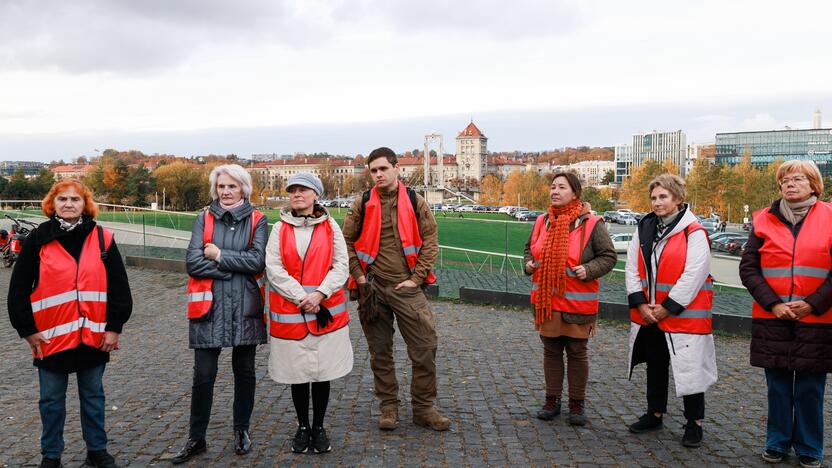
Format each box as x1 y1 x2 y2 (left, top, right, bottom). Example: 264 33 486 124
779 175 808 186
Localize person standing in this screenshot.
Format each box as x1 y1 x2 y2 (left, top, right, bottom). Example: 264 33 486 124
524 172 616 425
7 179 132 468
342 147 449 431
265 173 353 454
740 160 832 468
625 174 717 448
172 164 268 464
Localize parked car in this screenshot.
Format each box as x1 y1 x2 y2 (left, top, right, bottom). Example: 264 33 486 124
610 233 633 253
472 205 488 212
458 205 475 212
726 239 748 256
514 210 530 220
709 232 744 244
518 210 544 222
339 199 352 208
711 234 747 252
603 211 620 223
617 214 638 225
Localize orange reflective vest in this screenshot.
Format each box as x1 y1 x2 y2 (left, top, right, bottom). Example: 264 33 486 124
751 202 832 323
348 181 436 289
529 215 601 315
29 226 112 358
630 223 713 334
187 210 266 320
269 220 349 340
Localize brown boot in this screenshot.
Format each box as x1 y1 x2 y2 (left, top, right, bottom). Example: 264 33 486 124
378 407 398 431
413 408 451 431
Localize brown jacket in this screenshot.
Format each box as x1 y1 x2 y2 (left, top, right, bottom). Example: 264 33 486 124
343 184 438 286
523 213 617 337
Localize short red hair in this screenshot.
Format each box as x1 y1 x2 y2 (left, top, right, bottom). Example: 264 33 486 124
41 179 99 219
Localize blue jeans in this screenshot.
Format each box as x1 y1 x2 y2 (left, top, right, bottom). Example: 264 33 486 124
38 365 108 458
764 368 826 460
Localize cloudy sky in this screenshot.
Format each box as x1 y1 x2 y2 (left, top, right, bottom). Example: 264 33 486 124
0 0 829 161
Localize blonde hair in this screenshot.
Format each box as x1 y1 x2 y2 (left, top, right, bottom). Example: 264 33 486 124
776 160 823 196
648 173 686 203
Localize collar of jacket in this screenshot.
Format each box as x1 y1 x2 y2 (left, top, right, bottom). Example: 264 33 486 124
279 203 329 227
35 215 95 246
208 199 253 223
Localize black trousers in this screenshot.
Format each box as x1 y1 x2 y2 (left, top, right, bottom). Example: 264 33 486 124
635 324 705 421
189 345 257 439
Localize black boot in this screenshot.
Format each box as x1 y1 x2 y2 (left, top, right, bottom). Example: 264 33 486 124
536 395 561 420
171 438 206 464
234 429 251 455
39 457 62 468
85 450 118 468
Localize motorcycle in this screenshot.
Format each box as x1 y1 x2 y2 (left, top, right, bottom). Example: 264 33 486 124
1 214 39 268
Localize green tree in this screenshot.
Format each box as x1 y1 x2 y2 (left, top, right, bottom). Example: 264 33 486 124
3 169 33 199
125 164 154 206
32 169 56 197
582 186 614 213
601 169 615 185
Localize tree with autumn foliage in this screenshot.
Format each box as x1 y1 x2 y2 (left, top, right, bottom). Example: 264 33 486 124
618 160 677 212
501 170 550 210
153 162 210 211
479 174 503 205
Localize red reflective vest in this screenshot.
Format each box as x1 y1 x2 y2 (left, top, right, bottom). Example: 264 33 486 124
751 202 832 323
29 227 112 358
269 220 349 340
187 210 266 320
529 215 601 315
630 223 713 334
348 181 436 289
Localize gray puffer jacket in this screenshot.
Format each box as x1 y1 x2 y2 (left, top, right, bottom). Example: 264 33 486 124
186 200 269 348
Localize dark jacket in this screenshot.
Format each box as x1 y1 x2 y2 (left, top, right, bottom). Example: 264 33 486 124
186 200 268 348
740 199 832 372
7 216 133 373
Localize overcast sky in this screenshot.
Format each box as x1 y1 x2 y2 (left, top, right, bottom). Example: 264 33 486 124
1 0 830 162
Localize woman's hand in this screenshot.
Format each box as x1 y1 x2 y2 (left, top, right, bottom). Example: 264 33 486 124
785 300 813 320
203 243 220 261
99 331 120 353
24 333 50 359
299 291 325 313
525 261 538 275
650 305 669 322
572 265 588 280
771 303 796 320
637 304 655 324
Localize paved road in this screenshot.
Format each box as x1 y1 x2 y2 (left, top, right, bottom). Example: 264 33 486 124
1 266 831 467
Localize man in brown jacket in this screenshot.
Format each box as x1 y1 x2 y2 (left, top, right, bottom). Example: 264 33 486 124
343 147 450 431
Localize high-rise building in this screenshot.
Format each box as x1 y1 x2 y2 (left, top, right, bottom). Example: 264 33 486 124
614 130 686 181
814 109 823 129
455 121 488 182
715 127 832 176
613 144 633 184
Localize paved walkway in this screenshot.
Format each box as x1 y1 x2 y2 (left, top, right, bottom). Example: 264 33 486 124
1 266 830 467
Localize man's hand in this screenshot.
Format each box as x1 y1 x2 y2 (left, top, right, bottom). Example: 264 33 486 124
99 331 120 353
299 291 325 313
785 300 813 320
356 275 367 285
204 243 220 261
772 302 796 320
394 279 418 290
637 304 656 324
24 333 50 359
650 304 670 322
572 265 588 280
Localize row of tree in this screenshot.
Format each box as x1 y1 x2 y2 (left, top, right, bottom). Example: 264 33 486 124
0 169 57 200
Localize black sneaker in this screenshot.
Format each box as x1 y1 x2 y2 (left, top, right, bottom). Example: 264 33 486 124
681 421 703 448
628 413 663 433
311 426 332 454
762 449 786 463
536 395 561 420
85 450 118 468
291 425 311 454
799 455 822 468
39 457 62 468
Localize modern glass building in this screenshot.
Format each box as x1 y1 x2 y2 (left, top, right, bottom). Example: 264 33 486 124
614 130 687 183
715 128 832 176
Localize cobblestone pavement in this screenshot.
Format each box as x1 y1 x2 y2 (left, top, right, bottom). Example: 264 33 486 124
1 266 831 467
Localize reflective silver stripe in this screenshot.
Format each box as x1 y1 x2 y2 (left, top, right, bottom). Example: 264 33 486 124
269 301 349 324
82 318 107 332
403 245 418 256
677 309 712 319
188 292 213 302
779 295 807 302
641 279 648 289
31 290 79 313
41 318 82 339
328 301 348 315
656 283 674 292
78 291 107 302
302 285 319 293
793 266 830 278
761 267 792 278
256 276 266 287
701 282 713 291
356 250 375 264
563 292 599 301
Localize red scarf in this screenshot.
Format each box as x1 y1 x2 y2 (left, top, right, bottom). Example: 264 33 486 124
536 199 584 325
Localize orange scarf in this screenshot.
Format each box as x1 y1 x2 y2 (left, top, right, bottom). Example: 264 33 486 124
536 199 584 325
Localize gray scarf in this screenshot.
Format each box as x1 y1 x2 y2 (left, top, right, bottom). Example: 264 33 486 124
779 196 817 226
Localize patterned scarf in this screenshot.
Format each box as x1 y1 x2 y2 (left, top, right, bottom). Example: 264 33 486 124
55 216 83 232
536 199 584 325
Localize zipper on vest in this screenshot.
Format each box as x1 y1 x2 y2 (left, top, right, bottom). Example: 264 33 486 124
788 224 799 302
298 228 315 329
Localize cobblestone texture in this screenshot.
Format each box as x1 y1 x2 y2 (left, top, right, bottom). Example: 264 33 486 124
1 266 829 467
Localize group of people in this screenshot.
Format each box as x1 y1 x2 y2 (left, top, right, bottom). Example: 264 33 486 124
6 151 830 468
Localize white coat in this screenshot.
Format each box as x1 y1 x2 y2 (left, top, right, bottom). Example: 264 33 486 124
625 207 718 397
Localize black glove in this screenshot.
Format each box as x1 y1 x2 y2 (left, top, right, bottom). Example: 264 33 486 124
316 304 333 329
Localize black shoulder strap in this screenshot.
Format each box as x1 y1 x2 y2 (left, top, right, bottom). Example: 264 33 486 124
97 225 109 261
406 187 419 221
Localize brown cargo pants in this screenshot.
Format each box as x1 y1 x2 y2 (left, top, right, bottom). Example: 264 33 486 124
358 276 438 416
